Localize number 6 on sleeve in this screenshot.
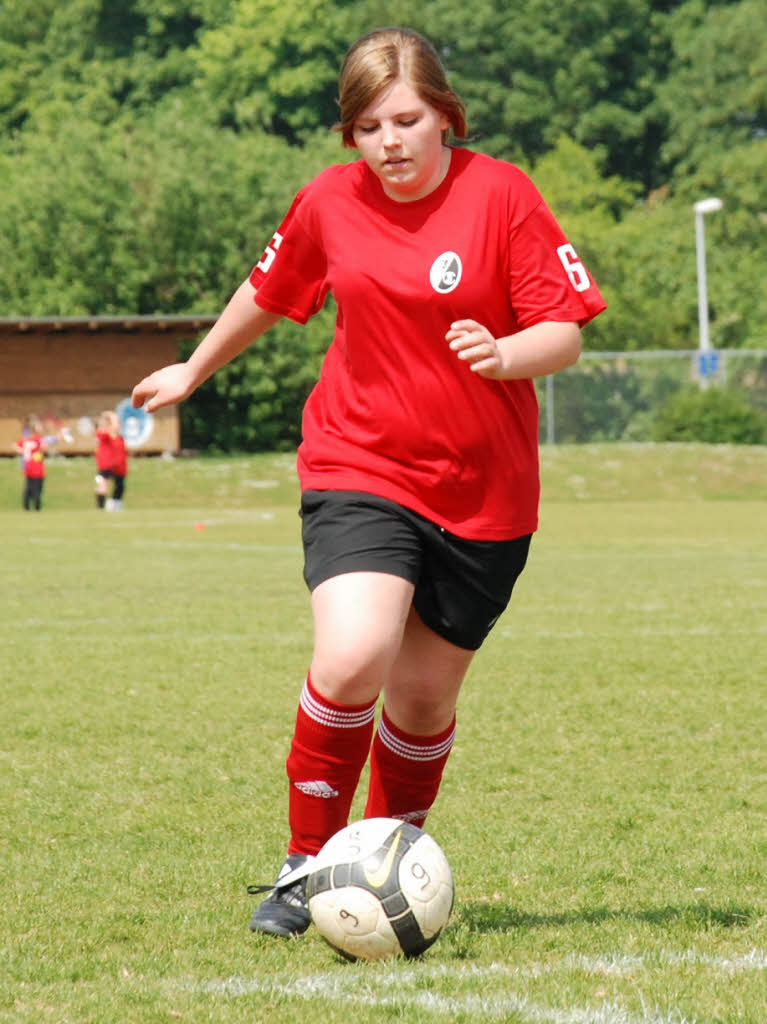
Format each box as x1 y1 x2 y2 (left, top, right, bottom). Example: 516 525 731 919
556 243 591 292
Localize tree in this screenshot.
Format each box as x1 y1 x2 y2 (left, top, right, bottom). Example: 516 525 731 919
193 0 353 140
657 0 767 178
366 0 674 188
0 106 349 315
0 0 231 134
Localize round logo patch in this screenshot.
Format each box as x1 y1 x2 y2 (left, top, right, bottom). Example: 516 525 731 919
429 251 462 294
117 397 155 449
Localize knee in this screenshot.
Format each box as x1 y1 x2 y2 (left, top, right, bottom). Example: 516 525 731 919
384 667 461 735
387 694 456 736
311 640 391 705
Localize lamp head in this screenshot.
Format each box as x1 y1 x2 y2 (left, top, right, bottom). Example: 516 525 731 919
694 197 723 214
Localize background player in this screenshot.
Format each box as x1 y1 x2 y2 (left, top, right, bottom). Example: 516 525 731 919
94 410 128 510
14 414 68 510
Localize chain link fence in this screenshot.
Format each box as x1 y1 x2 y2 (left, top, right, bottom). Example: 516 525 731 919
536 350 767 444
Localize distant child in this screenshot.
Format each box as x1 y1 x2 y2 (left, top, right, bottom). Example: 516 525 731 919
14 416 49 511
95 411 128 510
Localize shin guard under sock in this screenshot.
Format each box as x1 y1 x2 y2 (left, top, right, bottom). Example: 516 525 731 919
364 707 456 828
286 675 376 855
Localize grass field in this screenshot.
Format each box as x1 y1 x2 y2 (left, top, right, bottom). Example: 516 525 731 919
2 444 766 1023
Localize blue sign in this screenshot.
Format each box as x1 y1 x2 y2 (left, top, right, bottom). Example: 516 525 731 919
116 398 155 449
698 350 719 377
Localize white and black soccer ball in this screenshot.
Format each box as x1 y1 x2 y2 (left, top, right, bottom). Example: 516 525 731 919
305 817 454 962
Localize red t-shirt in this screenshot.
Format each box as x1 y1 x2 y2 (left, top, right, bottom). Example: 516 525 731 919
96 431 128 474
17 434 47 478
95 431 114 472
250 148 606 540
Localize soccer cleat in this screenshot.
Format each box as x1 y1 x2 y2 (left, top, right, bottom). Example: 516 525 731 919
248 854 313 937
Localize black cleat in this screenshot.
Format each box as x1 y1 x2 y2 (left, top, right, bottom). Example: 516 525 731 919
248 854 313 937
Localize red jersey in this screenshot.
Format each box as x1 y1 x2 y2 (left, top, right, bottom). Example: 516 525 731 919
16 434 47 479
250 148 606 540
95 431 114 472
96 431 128 475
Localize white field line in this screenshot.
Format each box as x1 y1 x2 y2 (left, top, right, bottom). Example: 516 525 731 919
193 950 766 1024
198 976 691 1024
565 949 767 975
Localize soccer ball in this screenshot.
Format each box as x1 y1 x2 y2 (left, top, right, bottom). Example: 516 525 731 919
305 817 454 961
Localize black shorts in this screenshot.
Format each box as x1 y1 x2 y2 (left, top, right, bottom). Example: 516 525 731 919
300 490 531 651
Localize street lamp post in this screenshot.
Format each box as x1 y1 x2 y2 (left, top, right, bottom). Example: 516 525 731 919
694 197 723 387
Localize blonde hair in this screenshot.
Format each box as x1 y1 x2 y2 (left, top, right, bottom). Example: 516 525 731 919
337 28 467 147
99 410 121 435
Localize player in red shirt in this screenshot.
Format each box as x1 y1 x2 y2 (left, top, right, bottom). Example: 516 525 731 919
94 412 114 508
131 27 606 938
94 411 128 510
15 416 49 511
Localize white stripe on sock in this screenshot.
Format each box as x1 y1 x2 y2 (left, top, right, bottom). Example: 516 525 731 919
378 717 455 762
300 682 377 729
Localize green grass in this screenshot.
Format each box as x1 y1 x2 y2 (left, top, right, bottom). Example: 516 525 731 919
2 445 766 1023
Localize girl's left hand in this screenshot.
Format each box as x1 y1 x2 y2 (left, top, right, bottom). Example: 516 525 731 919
445 319 504 378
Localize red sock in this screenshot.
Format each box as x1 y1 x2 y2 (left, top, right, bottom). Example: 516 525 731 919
286 674 377 855
364 707 456 828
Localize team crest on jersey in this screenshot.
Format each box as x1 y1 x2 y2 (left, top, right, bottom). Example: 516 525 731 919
429 251 462 294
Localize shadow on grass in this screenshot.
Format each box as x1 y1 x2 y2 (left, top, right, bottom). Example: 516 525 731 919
456 901 758 933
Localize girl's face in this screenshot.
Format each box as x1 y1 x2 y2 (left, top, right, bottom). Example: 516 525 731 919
352 79 450 203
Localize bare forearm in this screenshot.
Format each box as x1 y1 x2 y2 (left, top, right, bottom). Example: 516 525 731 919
447 319 582 380
186 279 282 388
494 321 582 379
132 278 282 412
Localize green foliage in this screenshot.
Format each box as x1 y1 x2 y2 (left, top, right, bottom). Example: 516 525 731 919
401 0 672 186
657 0 767 177
194 0 353 139
0 0 217 133
582 152 766 354
588 194 701 351
676 138 767 350
541 356 688 442
653 385 767 443
540 352 767 443
179 304 338 451
521 137 640 353
0 111 347 315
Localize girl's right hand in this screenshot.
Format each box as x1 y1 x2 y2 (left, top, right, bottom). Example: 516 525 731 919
131 363 197 413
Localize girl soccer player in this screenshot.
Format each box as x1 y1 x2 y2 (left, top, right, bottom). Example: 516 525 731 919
131 27 606 938
15 416 49 511
94 411 128 510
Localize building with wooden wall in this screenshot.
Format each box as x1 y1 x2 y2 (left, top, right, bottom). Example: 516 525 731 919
0 315 216 455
